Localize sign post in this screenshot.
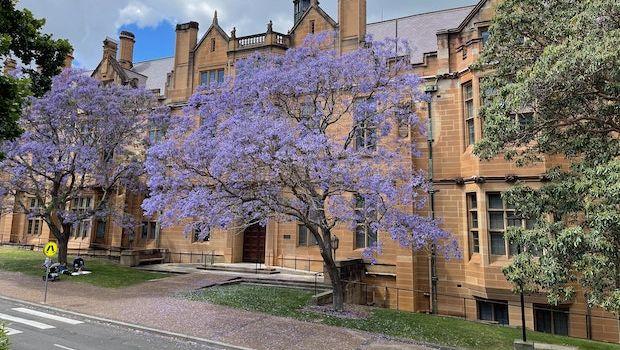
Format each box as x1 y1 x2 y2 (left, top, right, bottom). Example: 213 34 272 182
43 241 58 303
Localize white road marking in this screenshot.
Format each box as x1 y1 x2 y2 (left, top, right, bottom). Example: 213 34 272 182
12 307 83 325
0 313 55 329
53 344 77 350
5 327 22 336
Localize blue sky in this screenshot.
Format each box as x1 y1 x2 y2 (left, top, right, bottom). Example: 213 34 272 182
19 0 478 68
119 23 176 63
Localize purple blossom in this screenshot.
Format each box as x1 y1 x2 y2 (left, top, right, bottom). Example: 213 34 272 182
0 69 169 262
144 34 458 307
145 33 458 259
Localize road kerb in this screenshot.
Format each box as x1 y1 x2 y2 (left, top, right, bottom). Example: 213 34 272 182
0 294 253 350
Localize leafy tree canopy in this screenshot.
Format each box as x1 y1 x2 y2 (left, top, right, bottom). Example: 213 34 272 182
0 0 72 146
475 0 619 312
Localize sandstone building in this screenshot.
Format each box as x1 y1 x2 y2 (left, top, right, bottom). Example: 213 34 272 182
1 0 617 343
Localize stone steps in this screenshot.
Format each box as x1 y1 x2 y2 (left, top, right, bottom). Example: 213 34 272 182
197 265 281 275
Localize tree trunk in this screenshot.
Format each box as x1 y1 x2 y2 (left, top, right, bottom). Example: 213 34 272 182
325 258 345 311
317 234 345 311
47 219 69 264
312 222 345 311
57 234 69 265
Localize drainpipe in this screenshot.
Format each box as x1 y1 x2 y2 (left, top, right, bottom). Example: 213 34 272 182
425 84 438 314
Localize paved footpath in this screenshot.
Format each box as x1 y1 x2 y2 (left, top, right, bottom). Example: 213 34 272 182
0 297 220 350
0 270 434 350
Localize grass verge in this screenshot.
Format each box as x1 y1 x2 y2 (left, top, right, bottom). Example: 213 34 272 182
182 284 620 350
0 247 169 288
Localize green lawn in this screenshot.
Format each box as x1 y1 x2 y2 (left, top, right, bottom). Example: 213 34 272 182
182 284 620 350
0 247 169 288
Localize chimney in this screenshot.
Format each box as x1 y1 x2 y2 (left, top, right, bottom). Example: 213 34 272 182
171 21 199 101
119 31 135 69
103 38 118 60
64 52 74 68
338 0 366 53
3 58 16 75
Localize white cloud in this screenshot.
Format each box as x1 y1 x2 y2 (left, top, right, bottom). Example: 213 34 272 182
16 0 476 68
116 1 163 28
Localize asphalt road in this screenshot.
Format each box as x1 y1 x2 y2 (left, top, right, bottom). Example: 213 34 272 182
0 298 225 350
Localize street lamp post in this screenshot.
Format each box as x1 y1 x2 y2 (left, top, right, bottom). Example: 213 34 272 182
518 244 527 343
331 235 339 262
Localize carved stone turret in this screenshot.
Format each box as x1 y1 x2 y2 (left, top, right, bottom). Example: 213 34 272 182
293 0 311 24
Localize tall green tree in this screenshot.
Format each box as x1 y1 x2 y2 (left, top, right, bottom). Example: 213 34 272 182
475 0 619 313
0 0 72 146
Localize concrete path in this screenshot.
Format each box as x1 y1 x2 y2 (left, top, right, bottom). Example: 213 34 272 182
135 263 324 283
0 270 434 350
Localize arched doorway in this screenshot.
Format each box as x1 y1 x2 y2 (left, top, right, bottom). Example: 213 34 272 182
242 224 266 263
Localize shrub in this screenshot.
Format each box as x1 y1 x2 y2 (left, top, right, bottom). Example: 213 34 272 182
0 323 9 350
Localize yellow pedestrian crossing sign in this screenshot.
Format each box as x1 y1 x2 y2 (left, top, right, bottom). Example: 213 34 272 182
44 242 58 257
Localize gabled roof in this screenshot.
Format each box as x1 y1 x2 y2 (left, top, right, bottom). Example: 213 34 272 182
289 3 337 34
195 23 230 52
91 55 173 94
132 57 174 93
437 0 488 34
367 5 475 64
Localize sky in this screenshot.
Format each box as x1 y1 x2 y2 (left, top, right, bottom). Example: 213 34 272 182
18 0 478 68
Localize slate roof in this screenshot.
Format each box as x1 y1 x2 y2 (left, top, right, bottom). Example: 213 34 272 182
366 5 476 64
132 57 174 93
88 5 476 96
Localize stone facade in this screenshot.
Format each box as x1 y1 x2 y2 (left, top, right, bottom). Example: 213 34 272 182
1 0 618 343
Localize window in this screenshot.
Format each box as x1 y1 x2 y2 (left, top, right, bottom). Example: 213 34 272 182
480 28 490 46
463 83 475 146
193 226 211 243
534 305 569 336
141 221 148 240
515 112 534 130
141 220 159 241
300 101 321 129
487 193 532 256
355 120 377 151
299 204 321 246
477 299 509 325
354 195 377 249
466 193 480 255
25 197 43 236
310 20 315 34
211 38 216 52
95 219 106 239
71 197 92 238
354 98 377 151
72 221 90 238
148 128 165 144
298 224 318 246
200 69 225 86
395 103 413 138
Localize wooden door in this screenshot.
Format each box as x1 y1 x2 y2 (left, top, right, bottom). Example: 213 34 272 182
242 224 266 263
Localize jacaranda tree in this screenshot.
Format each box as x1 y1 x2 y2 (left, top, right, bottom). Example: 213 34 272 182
144 34 457 311
0 69 169 264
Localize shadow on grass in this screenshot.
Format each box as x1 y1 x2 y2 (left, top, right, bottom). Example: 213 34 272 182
181 284 620 350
